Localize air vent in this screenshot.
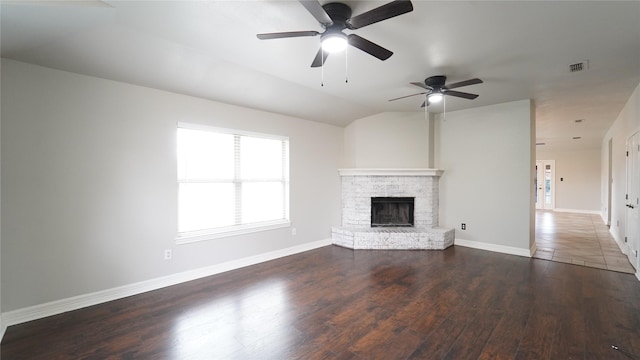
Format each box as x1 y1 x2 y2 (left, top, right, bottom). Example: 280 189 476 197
569 61 588 73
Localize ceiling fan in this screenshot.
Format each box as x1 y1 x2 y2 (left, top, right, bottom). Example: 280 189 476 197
389 75 483 107
257 0 414 67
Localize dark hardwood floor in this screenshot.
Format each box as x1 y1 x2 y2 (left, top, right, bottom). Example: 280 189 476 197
3 245 640 359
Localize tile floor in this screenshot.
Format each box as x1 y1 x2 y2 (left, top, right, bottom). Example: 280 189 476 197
534 210 636 274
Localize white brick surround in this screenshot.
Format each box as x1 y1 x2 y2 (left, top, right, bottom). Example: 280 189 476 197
332 169 454 250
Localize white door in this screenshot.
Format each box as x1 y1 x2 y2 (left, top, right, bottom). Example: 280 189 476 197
625 131 640 270
536 160 555 210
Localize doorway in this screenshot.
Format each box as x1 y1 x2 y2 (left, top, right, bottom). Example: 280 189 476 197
625 131 639 270
535 160 555 210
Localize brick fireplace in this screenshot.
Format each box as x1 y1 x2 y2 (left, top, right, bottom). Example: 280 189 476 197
332 169 454 250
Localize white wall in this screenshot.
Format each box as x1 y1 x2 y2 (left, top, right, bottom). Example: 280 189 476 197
1 59 343 312
435 100 535 253
343 112 431 168
0 58 3 339
537 149 601 212
601 81 640 266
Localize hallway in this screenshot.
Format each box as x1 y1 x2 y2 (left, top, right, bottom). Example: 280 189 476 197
533 211 636 273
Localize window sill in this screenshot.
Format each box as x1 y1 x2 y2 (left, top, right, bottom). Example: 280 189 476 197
176 220 291 245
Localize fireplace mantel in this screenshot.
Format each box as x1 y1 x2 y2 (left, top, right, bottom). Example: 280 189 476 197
338 168 444 177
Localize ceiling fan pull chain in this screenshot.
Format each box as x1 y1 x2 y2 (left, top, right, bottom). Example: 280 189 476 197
321 48 325 87
424 99 427 117
345 46 349 83
443 95 447 122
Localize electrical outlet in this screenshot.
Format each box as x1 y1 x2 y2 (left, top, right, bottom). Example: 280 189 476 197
164 249 172 260
292 228 297 236
461 223 466 230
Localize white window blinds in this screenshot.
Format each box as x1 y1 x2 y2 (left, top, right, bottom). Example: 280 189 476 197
177 124 289 241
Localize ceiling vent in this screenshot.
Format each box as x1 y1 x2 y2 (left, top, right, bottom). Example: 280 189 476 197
569 61 588 73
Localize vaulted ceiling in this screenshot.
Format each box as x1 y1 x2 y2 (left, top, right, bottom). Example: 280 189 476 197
2 0 639 151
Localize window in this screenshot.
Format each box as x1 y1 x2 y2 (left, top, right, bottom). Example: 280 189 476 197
176 123 289 243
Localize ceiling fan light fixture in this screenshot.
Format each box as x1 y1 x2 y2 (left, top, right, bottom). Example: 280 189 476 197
428 92 443 103
321 32 348 53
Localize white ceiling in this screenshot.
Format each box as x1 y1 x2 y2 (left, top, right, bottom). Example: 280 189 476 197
2 0 639 151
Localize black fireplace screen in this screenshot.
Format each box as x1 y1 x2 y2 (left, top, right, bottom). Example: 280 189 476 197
371 197 415 227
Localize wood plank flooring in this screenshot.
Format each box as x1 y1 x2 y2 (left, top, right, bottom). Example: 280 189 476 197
3 245 640 359
534 210 636 273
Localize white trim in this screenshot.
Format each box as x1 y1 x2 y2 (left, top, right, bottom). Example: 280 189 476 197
337 168 444 177
454 238 532 257
553 208 601 215
1 239 332 328
529 242 538 257
1 315 6 342
610 227 631 255
178 122 289 141
176 220 290 244
636 271 640 282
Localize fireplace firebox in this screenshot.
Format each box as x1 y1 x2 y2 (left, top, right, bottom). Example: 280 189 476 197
371 197 414 227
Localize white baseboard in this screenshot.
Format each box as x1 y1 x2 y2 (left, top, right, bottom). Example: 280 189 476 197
1 239 332 330
553 208 601 215
454 238 532 258
609 227 631 256
1 315 6 342
610 227 622 246
529 242 537 257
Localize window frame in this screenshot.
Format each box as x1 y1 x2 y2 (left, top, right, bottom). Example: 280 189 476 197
176 122 290 244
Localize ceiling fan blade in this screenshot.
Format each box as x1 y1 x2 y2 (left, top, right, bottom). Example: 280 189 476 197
444 90 479 99
347 0 414 29
446 78 483 89
299 0 333 25
410 82 432 90
257 31 320 40
388 92 427 102
310 48 329 68
347 34 392 61
421 100 427 108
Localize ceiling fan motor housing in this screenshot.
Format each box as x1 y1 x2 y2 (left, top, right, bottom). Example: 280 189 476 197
322 2 352 27
425 75 446 89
